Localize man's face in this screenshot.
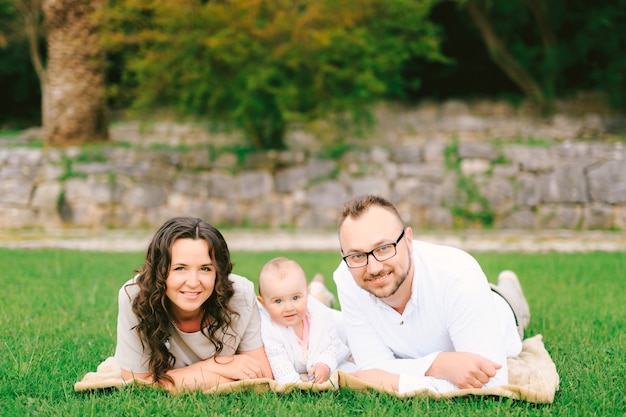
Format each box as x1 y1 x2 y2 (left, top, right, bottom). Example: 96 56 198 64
339 206 413 302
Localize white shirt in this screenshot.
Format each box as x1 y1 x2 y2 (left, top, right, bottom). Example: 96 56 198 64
333 240 521 393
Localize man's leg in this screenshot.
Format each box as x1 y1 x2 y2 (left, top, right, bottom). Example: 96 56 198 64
490 270 530 340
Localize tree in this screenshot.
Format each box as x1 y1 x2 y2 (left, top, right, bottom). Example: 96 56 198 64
0 0 109 143
42 0 109 145
457 0 626 112
102 0 445 149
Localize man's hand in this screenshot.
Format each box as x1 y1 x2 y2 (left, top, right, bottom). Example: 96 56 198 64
426 352 501 389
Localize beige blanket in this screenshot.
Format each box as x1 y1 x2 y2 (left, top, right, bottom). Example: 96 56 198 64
75 334 559 403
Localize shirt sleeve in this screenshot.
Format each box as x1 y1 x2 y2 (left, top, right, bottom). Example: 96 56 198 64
230 275 264 353
441 266 509 387
114 281 151 374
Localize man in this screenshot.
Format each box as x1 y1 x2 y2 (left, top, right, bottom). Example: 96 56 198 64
333 195 530 393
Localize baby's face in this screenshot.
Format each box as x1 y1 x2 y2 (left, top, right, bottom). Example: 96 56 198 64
259 271 308 329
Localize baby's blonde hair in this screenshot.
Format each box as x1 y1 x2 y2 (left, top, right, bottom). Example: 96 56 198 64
258 257 307 298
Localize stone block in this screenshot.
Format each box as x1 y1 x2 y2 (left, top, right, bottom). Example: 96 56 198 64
166 192 191 213
172 172 211 197
587 160 626 204
370 147 390 164
73 162 115 175
495 209 536 229
238 171 274 200
218 201 245 226
460 158 491 176
276 166 308 193
212 152 238 170
540 164 588 203
145 206 179 228
0 165 35 180
590 142 625 160
296 208 338 229
516 173 541 207
551 141 591 158
582 203 614 229
194 199 238 226
422 141 446 163
614 205 626 230
31 181 62 210
398 164 444 182
113 206 147 228
503 145 552 172
60 203 109 227
350 177 391 200
122 183 168 208
492 164 519 178
391 143 422 164
179 148 211 170
425 207 454 228
6 148 43 166
246 195 294 228
458 142 500 160
440 172 462 207
306 181 346 209
537 205 582 229
394 179 441 208
307 159 337 180
208 172 237 199
39 163 64 181
0 207 36 228
0 180 33 205
481 177 515 211
65 178 113 204
31 209 64 228
276 150 306 165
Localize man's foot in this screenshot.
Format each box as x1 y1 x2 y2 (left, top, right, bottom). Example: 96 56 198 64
496 270 530 340
309 273 336 308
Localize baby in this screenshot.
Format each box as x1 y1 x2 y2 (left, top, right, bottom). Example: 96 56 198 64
257 257 355 384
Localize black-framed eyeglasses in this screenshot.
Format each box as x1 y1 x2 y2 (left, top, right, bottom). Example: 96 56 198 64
342 229 406 268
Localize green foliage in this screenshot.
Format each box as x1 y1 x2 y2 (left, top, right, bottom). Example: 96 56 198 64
564 0 626 108
0 0 43 128
1 248 625 415
101 0 445 150
457 0 626 111
444 138 494 228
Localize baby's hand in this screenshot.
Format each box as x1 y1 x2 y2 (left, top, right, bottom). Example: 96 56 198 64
308 363 331 384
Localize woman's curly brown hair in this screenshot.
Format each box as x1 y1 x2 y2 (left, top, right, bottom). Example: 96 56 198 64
125 217 237 384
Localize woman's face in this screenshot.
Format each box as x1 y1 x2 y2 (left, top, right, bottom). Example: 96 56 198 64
165 238 216 322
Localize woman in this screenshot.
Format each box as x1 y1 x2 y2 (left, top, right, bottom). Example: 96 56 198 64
115 217 272 392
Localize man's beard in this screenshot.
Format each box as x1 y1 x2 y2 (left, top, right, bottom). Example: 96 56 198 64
367 251 412 299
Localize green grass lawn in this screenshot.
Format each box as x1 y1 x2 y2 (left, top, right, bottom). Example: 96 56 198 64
1 248 624 416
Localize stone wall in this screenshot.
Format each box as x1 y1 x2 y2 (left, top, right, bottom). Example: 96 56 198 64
1 99 625 231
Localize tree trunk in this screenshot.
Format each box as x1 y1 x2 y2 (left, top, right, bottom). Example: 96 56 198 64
42 0 108 145
465 1 546 108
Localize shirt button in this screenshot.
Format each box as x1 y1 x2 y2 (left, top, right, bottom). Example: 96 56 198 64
399 321 404 325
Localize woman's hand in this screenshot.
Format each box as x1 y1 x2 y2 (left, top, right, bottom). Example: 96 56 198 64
208 353 267 381
122 347 273 393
